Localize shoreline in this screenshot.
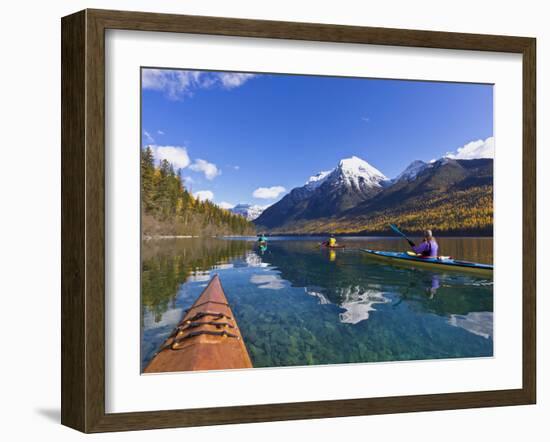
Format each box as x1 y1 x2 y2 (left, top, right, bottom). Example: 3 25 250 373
260 234 494 239
144 234 494 240
143 235 200 241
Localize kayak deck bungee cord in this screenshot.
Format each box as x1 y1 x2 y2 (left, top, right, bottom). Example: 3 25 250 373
144 274 253 373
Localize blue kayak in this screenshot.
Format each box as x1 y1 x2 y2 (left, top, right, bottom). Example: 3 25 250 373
361 249 493 275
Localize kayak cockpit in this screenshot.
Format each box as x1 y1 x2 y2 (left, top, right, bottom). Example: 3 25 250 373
361 249 493 275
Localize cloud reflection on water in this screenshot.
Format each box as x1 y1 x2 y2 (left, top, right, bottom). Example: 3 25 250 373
448 311 493 339
250 274 286 290
338 287 390 324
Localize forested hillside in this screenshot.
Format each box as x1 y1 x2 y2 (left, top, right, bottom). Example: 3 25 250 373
272 185 493 235
141 146 255 237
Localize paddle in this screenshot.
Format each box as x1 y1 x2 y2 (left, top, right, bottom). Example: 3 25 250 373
389 224 416 248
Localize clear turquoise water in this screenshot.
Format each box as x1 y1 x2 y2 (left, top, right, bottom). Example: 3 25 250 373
141 237 493 371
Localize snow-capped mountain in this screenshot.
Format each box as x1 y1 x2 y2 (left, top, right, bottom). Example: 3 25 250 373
330 156 388 189
393 160 430 183
304 170 333 190
254 156 387 228
230 203 267 221
303 156 387 191
391 137 495 183
254 151 493 233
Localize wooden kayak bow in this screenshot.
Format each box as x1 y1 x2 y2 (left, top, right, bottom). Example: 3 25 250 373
144 274 253 373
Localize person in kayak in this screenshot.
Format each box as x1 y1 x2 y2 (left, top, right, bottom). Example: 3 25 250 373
321 236 335 247
258 233 267 244
412 229 439 257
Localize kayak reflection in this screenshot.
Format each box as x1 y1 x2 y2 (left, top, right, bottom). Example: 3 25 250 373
427 274 440 299
262 242 492 318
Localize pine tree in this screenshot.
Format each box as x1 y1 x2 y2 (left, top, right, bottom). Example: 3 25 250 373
141 147 255 236
141 146 155 212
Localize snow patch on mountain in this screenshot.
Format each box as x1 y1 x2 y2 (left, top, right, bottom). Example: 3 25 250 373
304 170 333 190
300 156 387 193
393 160 430 182
393 137 495 182
230 203 268 221
331 156 388 188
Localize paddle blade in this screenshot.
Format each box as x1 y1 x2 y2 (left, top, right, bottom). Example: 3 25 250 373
389 224 403 236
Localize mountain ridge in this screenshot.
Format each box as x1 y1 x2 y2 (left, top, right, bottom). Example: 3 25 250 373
255 156 388 228
254 154 493 235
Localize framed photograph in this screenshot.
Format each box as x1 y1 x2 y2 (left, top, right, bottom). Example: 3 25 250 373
61 9 536 433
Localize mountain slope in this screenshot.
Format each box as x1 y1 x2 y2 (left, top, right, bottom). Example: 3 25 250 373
255 156 387 228
355 158 492 212
392 160 429 183
255 157 493 235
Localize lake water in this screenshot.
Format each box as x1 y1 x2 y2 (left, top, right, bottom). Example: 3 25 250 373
141 236 493 371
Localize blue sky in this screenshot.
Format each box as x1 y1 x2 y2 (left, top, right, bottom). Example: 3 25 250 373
141 68 493 208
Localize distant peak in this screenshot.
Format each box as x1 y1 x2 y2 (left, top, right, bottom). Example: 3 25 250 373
337 156 387 180
339 156 364 168
230 203 268 221
300 156 388 193
393 159 429 182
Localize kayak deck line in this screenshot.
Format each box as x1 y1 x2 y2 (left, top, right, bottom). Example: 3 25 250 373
184 299 231 312
144 274 253 373
361 248 493 275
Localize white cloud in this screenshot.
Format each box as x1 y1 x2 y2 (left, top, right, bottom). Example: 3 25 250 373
142 69 195 99
142 69 255 100
219 73 256 89
253 186 286 199
361 116 370 123
218 202 235 209
182 176 194 184
157 130 165 135
445 136 495 160
143 130 155 143
234 165 240 170
189 159 220 180
150 145 191 169
194 190 214 201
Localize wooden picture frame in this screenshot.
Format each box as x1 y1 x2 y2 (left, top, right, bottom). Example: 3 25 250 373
61 8 536 433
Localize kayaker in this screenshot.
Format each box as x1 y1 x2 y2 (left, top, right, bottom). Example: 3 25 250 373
413 229 439 257
258 233 267 244
328 234 337 248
